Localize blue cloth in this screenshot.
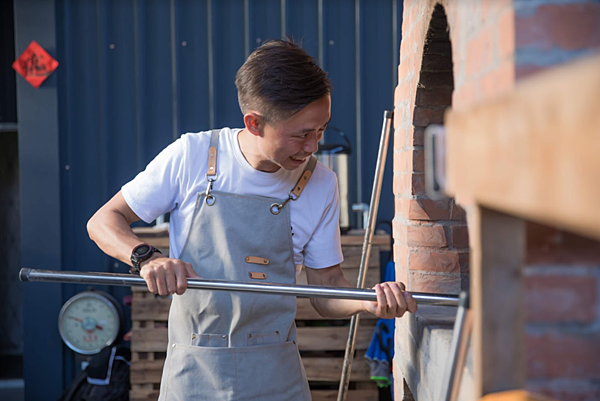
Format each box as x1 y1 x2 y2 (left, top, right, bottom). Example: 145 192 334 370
365 260 396 390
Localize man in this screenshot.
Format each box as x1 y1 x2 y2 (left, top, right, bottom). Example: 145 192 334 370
87 39 417 401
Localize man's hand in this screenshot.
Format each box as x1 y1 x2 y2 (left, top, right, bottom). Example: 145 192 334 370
139 254 200 296
362 282 418 319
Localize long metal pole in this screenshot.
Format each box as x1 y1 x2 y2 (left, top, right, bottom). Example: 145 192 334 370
337 111 393 401
19 268 459 305
440 292 472 401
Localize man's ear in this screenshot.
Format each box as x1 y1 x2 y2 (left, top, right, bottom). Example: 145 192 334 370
243 112 263 137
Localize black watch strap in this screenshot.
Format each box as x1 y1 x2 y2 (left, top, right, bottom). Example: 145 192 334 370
130 243 162 275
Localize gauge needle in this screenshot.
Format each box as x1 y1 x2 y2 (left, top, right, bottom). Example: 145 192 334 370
68 316 103 330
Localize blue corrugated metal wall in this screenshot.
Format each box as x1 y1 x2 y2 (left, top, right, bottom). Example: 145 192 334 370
18 0 402 398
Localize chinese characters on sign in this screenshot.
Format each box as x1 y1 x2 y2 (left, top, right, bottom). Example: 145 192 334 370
12 40 59 88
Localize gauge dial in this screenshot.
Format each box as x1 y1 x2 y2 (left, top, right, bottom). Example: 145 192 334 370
58 291 122 355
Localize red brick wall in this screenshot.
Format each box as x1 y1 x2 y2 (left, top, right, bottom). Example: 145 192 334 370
516 2 600 399
394 0 514 296
394 0 600 400
525 225 600 400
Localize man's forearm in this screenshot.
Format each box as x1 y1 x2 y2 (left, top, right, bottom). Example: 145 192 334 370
309 275 367 319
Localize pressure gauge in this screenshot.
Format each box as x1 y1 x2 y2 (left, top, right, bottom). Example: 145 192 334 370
58 290 123 355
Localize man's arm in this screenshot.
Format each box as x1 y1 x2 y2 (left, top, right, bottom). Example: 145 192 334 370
305 264 417 319
87 190 198 295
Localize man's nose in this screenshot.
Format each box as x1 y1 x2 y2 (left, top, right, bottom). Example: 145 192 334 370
303 132 319 153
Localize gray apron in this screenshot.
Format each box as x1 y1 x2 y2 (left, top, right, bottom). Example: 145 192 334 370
158 130 315 401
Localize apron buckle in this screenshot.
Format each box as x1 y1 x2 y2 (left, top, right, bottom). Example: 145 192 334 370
205 176 217 206
270 190 299 215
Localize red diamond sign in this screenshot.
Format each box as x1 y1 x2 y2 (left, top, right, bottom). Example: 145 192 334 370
12 40 59 88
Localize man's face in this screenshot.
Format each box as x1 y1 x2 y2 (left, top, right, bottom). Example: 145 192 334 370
255 95 331 172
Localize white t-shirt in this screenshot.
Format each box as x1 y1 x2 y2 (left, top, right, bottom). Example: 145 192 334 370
122 127 344 270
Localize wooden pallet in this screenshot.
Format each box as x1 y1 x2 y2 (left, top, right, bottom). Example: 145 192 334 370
130 229 389 401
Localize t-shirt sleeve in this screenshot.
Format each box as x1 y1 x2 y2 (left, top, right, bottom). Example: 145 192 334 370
121 137 186 224
302 175 344 269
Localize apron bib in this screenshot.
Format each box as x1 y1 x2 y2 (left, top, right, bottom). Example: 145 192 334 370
158 130 315 401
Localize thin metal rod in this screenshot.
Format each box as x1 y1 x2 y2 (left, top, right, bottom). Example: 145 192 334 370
338 111 394 401
440 292 472 401
19 268 459 306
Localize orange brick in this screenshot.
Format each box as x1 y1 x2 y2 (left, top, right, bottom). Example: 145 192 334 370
409 249 460 273
393 125 409 150
516 3 600 51
398 150 411 172
402 198 451 221
408 271 460 294
450 201 466 221
526 222 600 265
525 273 598 324
393 172 409 196
395 246 409 284
526 332 600 379
406 224 447 248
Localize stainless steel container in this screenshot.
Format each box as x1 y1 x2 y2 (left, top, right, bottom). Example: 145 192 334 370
316 127 352 233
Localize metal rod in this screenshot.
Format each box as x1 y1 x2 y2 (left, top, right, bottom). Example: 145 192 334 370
19 268 459 306
440 292 472 401
338 110 394 401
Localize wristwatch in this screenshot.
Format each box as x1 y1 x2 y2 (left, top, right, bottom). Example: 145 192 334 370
130 243 162 275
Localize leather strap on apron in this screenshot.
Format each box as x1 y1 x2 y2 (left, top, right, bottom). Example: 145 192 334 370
205 128 318 214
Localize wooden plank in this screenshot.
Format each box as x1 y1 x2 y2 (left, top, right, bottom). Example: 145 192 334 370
341 232 391 251
132 227 170 250
131 360 165 384
303 356 372 382
446 55 600 241
311 389 379 401
131 327 168 352
132 293 171 321
297 325 374 351
471 207 525 397
130 386 159 401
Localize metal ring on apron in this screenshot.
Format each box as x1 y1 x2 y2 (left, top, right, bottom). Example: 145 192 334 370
205 177 217 206
270 203 282 215
270 190 298 215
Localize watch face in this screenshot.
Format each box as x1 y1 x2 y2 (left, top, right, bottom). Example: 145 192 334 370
134 244 150 257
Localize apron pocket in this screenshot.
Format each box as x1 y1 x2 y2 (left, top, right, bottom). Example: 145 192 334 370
191 333 228 347
234 340 310 401
164 343 236 401
247 331 280 346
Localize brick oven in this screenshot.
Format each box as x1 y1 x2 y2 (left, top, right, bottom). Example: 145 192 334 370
393 1 600 400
